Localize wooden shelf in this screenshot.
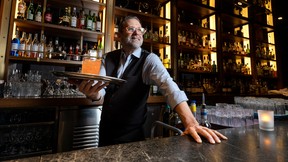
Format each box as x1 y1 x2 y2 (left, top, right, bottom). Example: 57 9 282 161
114 7 170 28
9 56 82 66
14 19 104 40
177 23 216 36
48 0 106 12
177 0 216 18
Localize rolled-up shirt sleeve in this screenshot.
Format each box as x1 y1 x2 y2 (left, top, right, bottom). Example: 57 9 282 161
142 53 188 109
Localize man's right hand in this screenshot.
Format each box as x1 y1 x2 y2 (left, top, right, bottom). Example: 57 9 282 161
78 80 108 101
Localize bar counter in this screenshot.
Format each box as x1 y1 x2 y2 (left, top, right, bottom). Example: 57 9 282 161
0 96 166 108
6 121 288 162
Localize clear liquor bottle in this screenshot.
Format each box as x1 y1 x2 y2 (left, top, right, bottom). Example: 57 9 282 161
25 33 32 57
70 7 77 28
200 93 211 128
31 33 39 58
53 37 60 59
46 39 54 59
18 31 26 57
38 33 46 59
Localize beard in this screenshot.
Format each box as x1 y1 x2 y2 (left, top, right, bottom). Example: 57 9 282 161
121 35 143 50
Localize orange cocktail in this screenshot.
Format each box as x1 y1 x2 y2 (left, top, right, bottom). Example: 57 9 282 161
82 58 102 75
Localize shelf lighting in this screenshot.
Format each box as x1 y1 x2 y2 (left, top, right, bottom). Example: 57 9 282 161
233 0 250 8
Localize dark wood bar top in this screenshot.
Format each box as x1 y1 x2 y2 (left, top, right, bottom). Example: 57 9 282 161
0 96 166 108
5 121 288 162
1 94 286 108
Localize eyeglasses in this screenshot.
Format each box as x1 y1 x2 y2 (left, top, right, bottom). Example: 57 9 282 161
125 27 146 34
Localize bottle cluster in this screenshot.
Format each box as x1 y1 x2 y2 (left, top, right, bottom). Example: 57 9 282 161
178 10 210 27
178 52 217 73
115 0 162 16
222 41 250 56
143 26 170 44
256 62 277 78
10 29 103 61
255 43 275 60
17 0 102 32
223 59 251 75
162 104 184 137
178 77 219 94
178 30 216 50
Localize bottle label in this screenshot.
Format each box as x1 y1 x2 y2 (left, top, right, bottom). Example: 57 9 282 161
201 108 208 119
27 10 33 20
35 12 42 22
18 4 25 14
71 17 77 27
19 44 25 51
80 19 85 26
87 20 92 29
32 44 38 52
96 22 101 31
11 43 19 51
63 16 69 23
45 13 52 22
92 22 96 31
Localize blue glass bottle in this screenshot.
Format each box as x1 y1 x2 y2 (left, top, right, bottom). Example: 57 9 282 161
10 30 20 56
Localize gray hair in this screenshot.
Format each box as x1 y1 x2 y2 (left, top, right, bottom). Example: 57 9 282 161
118 15 142 33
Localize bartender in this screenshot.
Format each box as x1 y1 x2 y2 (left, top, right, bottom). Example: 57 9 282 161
78 15 227 147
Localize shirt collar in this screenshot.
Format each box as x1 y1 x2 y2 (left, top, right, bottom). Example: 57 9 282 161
121 47 142 59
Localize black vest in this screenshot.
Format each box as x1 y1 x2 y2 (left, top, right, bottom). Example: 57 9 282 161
99 49 151 146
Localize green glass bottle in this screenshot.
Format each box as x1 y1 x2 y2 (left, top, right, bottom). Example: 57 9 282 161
26 0 34 21
86 10 92 30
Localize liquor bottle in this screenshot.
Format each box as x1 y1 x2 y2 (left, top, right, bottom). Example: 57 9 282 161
170 112 184 136
10 29 20 56
70 7 77 28
31 33 39 58
96 12 101 32
97 38 103 58
114 17 119 37
17 0 26 19
86 10 92 30
62 7 70 26
25 33 32 57
78 9 85 29
164 25 169 43
26 0 34 21
46 39 54 59
92 13 96 31
18 31 26 57
73 44 81 61
190 100 197 119
200 93 211 128
34 3 42 22
151 84 159 96
212 61 217 73
163 104 171 137
52 37 60 59
163 54 170 68
44 4 52 23
38 33 45 59
246 44 250 54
